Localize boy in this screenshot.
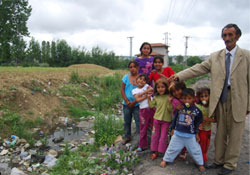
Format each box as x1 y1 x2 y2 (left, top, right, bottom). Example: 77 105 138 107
160 88 205 172
132 74 154 151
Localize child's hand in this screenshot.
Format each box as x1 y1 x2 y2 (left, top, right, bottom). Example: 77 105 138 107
196 133 200 142
170 129 174 136
147 86 153 92
176 104 183 110
151 69 157 73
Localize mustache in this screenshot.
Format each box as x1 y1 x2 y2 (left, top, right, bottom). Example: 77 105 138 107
225 40 231 44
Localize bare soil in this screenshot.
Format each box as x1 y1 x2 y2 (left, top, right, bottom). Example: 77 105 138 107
0 64 127 135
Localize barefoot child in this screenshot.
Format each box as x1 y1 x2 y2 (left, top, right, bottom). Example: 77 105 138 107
169 81 187 160
121 61 140 145
160 88 205 172
147 79 173 160
132 74 154 151
196 87 216 164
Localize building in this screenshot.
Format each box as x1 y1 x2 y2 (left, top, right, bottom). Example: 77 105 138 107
135 43 170 67
151 43 169 67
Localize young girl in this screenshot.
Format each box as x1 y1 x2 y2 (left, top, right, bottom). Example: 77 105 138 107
135 42 154 76
169 81 187 160
132 74 154 151
147 79 173 159
121 61 140 145
149 56 175 83
196 87 216 164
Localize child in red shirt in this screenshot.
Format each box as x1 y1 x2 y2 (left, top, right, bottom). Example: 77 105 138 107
149 56 175 83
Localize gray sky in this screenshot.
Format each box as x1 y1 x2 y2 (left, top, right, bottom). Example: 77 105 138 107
27 0 250 56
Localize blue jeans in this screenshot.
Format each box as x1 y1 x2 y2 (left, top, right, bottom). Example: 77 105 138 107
123 105 140 138
163 134 204 165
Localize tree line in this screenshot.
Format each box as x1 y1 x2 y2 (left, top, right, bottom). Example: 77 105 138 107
0 0 130 69
0 37 130 69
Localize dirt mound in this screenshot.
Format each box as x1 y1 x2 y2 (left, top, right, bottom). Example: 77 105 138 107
68 64 110 71
0 65 123 131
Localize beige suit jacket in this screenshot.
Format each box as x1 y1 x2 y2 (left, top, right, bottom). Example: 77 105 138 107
177 47 250 122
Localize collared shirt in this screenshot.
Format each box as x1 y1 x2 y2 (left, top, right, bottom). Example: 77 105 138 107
225 45 237 86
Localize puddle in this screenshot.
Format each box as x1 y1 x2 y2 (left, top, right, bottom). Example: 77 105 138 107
47 125 88 150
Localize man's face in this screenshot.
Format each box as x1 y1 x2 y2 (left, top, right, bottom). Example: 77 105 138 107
222 27 239 51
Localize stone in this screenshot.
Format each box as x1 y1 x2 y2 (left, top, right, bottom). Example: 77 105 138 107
23 143 30 149
35 140 42 147
10 167 25 175
43 155 57 168
0 149 8 155
47 149 58 157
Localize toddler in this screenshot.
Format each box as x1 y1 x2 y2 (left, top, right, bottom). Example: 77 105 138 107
196 87 216 164
160 88 205 172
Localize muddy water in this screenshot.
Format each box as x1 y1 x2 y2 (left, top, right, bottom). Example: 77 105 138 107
47 125 89 150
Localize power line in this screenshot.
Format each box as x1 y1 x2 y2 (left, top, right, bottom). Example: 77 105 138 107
166 0 173 26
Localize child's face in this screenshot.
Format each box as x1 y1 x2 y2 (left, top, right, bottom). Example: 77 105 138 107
154 58 163 71
141 44 151 56
157 82 166 95
137 76 146 88
182 95 195 107
200 91 209 106
129 63 138 75
173 88 182 99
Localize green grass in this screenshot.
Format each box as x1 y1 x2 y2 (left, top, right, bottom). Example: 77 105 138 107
68 106 95 120
0 110 45 146
93 114 123 146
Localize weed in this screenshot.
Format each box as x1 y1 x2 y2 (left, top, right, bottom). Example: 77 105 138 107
70 71 82 84
0 110 43 146
68 106 95 120
93 114 123 146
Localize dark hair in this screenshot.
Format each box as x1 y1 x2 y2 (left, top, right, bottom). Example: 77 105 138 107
182 88 195 97
153 56 164 64
221 24 242 38
128 60 139 68
169 81 186 96
154 78 169 95
140 42 152 55
137 73 149 83
196 87 210 104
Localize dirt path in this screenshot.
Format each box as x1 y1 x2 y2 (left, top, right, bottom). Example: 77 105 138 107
133 116 249 175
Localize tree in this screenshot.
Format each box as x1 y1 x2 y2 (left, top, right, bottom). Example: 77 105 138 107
26 37 41 63
186 56 202 66
0 0 31 62
176 55 184 64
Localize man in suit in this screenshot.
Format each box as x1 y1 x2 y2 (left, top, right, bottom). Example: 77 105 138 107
170 24 250 175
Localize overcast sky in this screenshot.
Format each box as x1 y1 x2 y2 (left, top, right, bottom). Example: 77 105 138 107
27 0 250 56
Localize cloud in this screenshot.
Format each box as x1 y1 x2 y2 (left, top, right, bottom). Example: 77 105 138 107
157 0 250 33
28 0 143 33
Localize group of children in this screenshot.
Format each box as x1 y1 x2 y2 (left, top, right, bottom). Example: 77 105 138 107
121 42 215 172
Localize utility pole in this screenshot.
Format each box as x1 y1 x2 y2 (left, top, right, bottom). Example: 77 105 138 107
184 36 190 64
163 32 170 45
127 36 134 59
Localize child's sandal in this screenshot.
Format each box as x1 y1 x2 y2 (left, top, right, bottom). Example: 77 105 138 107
150 152 158 160
136 147 143 152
